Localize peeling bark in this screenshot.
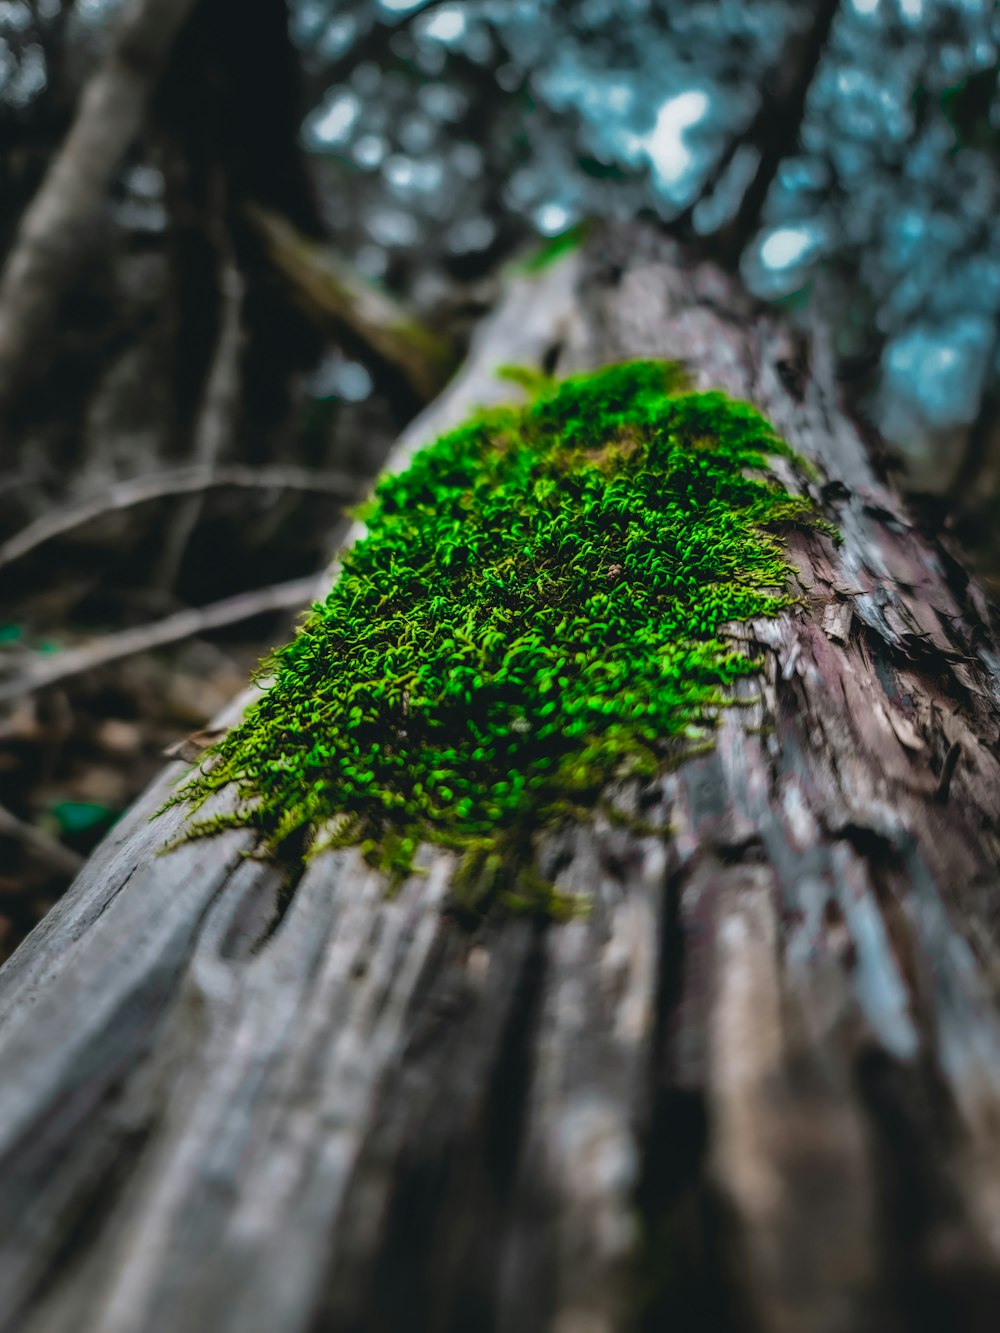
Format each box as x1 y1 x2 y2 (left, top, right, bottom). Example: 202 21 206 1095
2 227 1000 1333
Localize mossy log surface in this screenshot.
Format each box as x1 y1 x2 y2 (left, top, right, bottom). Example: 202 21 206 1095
170 356 828 901
3 226 1000 1332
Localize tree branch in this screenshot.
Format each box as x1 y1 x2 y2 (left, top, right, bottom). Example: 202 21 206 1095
0 802 85 877
247 204 458 402
0 573 321 704
684 0 841 259
0 464 363 571
153 227 245 590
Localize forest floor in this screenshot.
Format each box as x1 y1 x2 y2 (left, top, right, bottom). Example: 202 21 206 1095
0 394 398 962
0 619 270 962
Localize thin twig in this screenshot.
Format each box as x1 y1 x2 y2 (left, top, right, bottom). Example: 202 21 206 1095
0 801 86 877
155 197 244 590
0 573 321 705
0 465 363 571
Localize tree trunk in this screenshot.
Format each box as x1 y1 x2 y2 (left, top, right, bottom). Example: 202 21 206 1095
2 224 1000 1333
0 0 201 424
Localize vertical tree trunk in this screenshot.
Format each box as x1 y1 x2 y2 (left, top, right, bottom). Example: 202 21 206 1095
0 0 201 422
1 225 1000 1333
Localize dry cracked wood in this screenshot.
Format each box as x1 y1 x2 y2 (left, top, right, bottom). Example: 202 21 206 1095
2 226 1000 1333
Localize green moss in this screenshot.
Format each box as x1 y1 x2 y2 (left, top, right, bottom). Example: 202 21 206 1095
514 221 589 274
166 360 828 913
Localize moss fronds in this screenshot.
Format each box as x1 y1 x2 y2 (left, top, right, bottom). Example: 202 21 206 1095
166 360 826 912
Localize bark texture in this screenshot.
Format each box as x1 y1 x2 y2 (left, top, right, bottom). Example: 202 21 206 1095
2 226 1000 1333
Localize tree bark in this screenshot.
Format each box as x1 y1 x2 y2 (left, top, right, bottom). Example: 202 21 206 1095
2 225 1000 1333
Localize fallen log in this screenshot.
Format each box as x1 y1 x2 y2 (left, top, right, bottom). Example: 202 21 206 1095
2 225 1000 1333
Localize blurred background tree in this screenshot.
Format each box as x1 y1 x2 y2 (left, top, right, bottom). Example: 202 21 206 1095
0 0 997 951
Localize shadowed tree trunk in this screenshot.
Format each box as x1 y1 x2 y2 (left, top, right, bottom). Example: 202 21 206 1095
0 0 201 425
2 224 1000 1333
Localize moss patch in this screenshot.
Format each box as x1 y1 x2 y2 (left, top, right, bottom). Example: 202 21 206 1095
515 221 589 274
168 360 826 913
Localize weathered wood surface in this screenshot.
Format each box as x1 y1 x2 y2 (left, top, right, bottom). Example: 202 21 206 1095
3 225 1000 1333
